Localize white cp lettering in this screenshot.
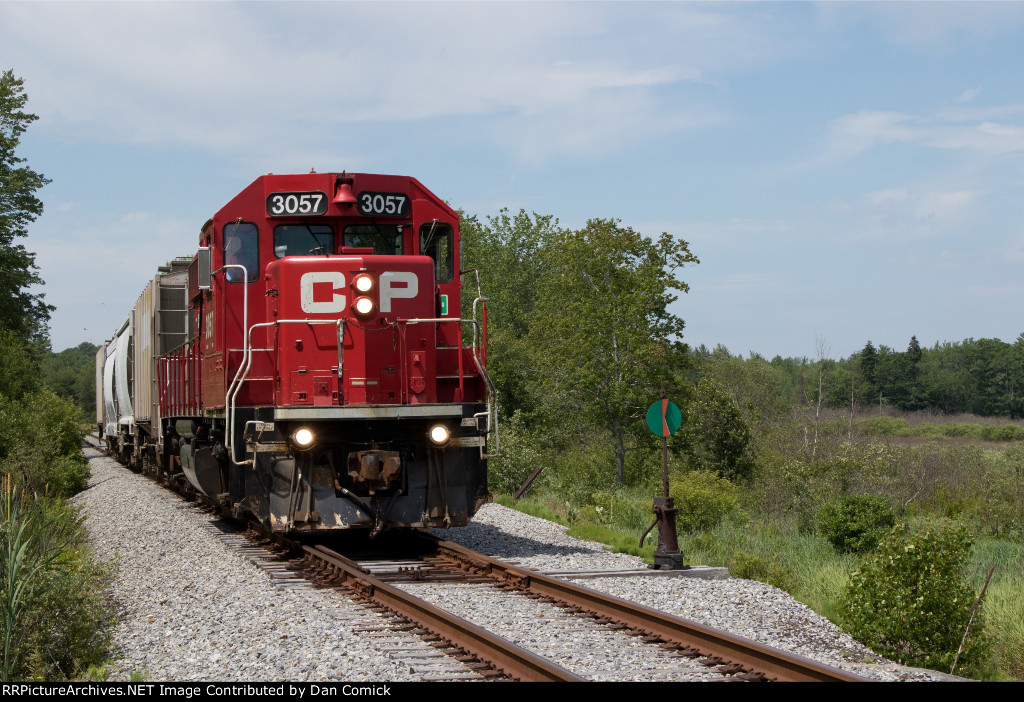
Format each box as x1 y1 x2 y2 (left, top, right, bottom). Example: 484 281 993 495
379 271 418 313
300 271 346 313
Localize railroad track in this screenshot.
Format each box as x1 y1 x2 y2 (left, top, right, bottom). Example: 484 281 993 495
86 435 868 682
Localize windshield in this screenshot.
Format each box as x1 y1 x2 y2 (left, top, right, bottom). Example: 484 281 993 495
274 224 334 257
343 224 404 255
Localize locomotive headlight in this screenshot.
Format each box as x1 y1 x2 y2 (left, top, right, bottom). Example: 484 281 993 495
353 274 374 293
292 428 315 449
353 296 375 316
428 424 450 447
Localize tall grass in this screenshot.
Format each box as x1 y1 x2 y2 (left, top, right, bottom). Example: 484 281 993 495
0 477 113 681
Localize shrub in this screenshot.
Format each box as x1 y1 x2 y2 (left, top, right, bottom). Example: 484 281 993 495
978 425 1024 442
0 391 88 498
840 524 987 675
859 416 909 437
817 494 896 554
682 378 755 480
729 550 797 592
942 423 975 438
668 469 741 533
487 411 545 496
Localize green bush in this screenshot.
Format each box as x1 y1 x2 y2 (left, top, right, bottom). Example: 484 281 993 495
859 416 909 437
840 524 987 675
978 425 1024 442
668 469 741 533
0 391 88 498
682 378 755 480
817 494 896 554
487 411 545 496
729 550 797 592
942 423 975 438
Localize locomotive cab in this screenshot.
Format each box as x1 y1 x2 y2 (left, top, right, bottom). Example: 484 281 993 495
128 172 496 534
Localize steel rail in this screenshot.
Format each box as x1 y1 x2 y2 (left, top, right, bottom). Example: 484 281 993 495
431 538 869 682
308 544 586 682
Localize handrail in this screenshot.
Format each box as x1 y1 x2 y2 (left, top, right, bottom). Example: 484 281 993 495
227 318 338 465
398 316 499 457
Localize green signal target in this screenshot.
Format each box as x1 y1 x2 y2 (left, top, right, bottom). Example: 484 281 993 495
646 399 682 437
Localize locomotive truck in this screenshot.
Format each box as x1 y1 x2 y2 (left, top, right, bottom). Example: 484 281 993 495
97 171 496 535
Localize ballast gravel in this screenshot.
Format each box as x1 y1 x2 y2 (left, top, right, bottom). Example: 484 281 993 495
74 445 956 682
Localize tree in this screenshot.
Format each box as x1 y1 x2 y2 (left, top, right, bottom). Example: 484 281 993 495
459 209 562 419
0 70 52 346
528 219 698 485
682 376 754 480
858 341 878 407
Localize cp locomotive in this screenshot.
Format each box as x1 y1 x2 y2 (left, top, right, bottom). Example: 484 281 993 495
96 171 496 535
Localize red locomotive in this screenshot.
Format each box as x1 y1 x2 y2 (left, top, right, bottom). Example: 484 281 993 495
97 172 495 534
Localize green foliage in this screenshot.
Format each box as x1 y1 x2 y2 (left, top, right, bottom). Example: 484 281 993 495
682 377 754 480
817 494 896 554
566 521 655 560
977 424 1024 442
840 524 987 674
528 219 698 485
0 70 53 345
487 411 545 496
697 348 792 425
544 441 619 508
668 469 741 533
459 209 562 419
0 329 39 400
728 550 797 592
0 481 114 681
859 416 909 437
493 494 568 525
0 391 88 498
39 342 100 421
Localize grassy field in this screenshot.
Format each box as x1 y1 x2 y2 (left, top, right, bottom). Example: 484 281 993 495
493 411 1024 681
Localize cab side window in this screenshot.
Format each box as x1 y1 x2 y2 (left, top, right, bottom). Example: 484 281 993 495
223 222 259 283
419 223 453 283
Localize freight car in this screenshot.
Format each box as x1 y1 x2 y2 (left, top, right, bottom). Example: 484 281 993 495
96 172 496 535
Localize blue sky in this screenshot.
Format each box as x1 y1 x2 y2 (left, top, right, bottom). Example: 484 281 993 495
5 1 1024 359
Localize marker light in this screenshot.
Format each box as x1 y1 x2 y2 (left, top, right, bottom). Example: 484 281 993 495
353 296 375 316
428 424 450 446
354 274 374 293
293 428 315 448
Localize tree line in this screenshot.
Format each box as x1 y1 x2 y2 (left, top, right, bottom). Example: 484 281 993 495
696 334 1024 421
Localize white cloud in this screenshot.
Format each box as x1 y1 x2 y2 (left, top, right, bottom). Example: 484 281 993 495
0 2 791 166
801 105 1024 171
956 87 982 103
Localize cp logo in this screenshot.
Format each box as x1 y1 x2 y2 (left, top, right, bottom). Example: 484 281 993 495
299 272 346 313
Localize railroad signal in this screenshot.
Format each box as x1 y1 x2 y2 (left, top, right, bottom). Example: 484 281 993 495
645 398 681 437
641 384 686 570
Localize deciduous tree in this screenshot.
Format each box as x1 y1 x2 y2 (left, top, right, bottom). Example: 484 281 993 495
527 219 698 485
0 70 52 347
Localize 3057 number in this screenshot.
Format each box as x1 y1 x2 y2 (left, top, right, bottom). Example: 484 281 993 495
266 191 328 216
357 191 409 217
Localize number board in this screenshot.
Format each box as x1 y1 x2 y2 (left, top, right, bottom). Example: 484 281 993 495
357 191 410 217
266 191 329 217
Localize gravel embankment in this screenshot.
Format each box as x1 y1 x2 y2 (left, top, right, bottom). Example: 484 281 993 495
74 444 957 681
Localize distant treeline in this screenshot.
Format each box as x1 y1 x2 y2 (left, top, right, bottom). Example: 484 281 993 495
39 341 99 420
695 335 1024 419
41 335 1024 425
